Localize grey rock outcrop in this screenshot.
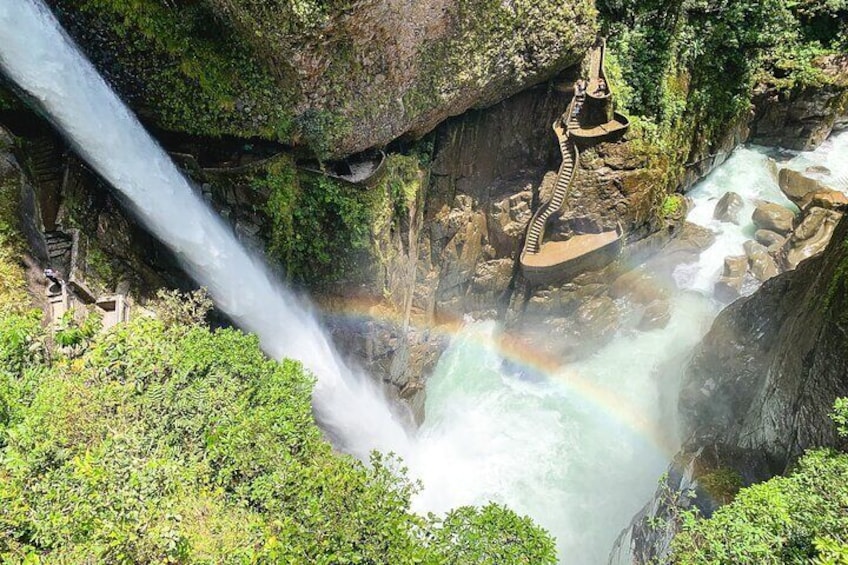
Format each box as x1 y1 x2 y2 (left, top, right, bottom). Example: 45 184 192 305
749 58 848 150
52 0 597 158
638 300 671 331
754 229 786 250
778 166 832 205
712 191 744 223
681 214 848 463
799 189 848 211
622 214 848 565
781 206 843 270
714 255 747 302
752 201 795 234
610 269 668 305
743 240 778 282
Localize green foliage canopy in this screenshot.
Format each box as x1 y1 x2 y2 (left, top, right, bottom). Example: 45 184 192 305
0 314 556 564
670 448 848 564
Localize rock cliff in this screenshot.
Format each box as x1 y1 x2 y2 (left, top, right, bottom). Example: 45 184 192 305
50 0 597 157
620 212 848 565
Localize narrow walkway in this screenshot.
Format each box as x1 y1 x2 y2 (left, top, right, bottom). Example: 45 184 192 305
520 40 629 285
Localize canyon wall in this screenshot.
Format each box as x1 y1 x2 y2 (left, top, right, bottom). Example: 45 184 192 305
48 0 596 157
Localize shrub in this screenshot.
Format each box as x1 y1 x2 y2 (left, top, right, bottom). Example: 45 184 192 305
0 314 556 563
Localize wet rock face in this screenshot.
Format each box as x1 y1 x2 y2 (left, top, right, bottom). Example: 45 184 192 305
638 299 671 331
799 189 848 211
749 58 848 151
682 215 848 466
714 255 747 301
779 167 832 204
713 191 744 223
323 314 447 425
418 83 576 320
623 214 848 565
780 206 843 270
54 0 597 157
743 240 778 282
755 229 786 249
752 201 795 234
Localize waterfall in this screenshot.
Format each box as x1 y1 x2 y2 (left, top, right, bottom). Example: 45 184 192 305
0 0 410 460
4 3 842 563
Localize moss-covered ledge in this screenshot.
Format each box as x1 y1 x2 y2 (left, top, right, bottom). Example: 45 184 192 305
47 0 597 159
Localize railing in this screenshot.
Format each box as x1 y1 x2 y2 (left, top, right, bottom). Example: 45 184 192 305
521 95 581 256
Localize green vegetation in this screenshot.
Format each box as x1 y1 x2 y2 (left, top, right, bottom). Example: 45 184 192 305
660 194 685 219
670 449 848 564
832 397 848 438
254 156 375 284
252 151 427 286
697 467 743 506
62 0 296 143
0 307 556 563
49 0 596 157
600 0 848 219
409 0 597 115
670 398 848 563
0 137 29 312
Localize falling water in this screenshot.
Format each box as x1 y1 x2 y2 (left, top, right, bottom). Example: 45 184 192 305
783 129 848 191
413 147 815 563
0 0 409 460
2 2 844 563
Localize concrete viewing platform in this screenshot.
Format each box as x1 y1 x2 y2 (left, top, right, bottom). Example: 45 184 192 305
522 230 619 269
522 225 623 286
569 112 630 143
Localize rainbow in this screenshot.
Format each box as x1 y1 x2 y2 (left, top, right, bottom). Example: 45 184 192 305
317 295 681 459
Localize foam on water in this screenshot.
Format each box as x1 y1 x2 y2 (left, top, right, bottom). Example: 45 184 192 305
782 129 848 190
674 147 796 295
2 3 844 562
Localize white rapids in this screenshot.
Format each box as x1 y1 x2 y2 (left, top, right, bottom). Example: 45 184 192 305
1 2 844 562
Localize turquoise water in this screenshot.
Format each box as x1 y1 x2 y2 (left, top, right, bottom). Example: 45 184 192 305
3 4 841 561
414 295 715 563
413 147 808 563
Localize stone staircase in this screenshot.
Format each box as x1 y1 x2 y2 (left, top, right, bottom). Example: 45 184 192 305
44 229 73 275
26 135 66 231
523 95 582 254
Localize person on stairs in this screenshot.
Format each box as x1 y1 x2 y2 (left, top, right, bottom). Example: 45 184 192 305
44 268 64 292
594 77 607 95
575 79 587 98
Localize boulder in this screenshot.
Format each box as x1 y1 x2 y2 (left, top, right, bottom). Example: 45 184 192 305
576 295 620 341
754 229 786 250
58 1 596 157
723 255 748 279
782 207 843 270
743 240 779 282
752 202 795 234
714 255 747 302
714 278 742 302
798 189 848 211
713 192 745 224
610 269 668 305
713 191 744 223
806 165 831 176
638 300 671 331
643 222 717 278
778 167 829 205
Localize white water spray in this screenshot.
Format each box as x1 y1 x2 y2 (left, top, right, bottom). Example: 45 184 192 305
675 146 797 295
0 0 409 460
783 129 848 191
413 147 823 563
4 3 845 563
